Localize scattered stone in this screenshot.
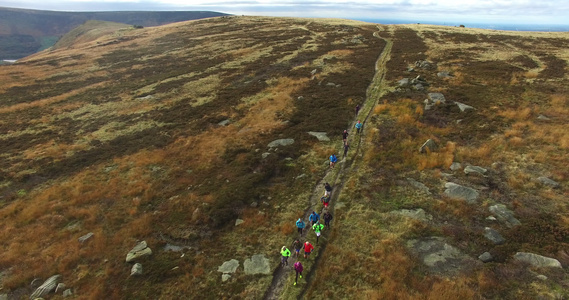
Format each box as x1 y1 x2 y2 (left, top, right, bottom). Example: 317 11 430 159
428 93 446 104
63 289 73 297
537 114 550 121
235 219 244 226
163 244 191 252
126 241 152 263
407 67 415 72
268 138 294 148
307 132 330 142
444 182 479 203
415 60 434 69
537 177 560 188
136 95 154 100
407 237 476 275
484 227 505 245
437 71 452 78
218 119 231 126
464 165 487 176
297 96 304 101
250 201 258 208
30 275 61 299
406 178 430 194
222 274 231 282
514 252 562 268
413 84 425 91
131 263 143 276
536 274 548 281
78 232 94 243
55 283 66 294
244 254 270 275
449 162 462 171
218 259 239 274
311 69 318 75
398 78 410 87
486 216 497 222
489 204 521 228
262 152 271 159
455 101 475 112
326 82 337 87
479 252 493 263
391 208 433 222
419 139 437 153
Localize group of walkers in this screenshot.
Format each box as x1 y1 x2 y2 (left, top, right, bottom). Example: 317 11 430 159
280 104 363 286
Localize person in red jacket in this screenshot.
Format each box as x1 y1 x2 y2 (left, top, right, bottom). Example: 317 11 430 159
294 261 303 285
303 241 314 259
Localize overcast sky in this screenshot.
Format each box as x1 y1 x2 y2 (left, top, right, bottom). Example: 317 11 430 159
1 0 568 25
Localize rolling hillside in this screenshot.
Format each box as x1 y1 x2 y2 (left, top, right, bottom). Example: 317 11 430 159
0 16 568 299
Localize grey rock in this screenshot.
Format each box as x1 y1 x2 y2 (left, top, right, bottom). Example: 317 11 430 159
455 102 475 112
514 252 562 268
307 132 330 142
218 119 231 126
413 83 425 91
450 162 462 171
407 237 476 275
262 152 271 159
55 283 66 294
222 274 231 282
326 82 337 87
407 67 415 72
428 93 446 104
311 69 318 75
268 138 294 148
536 274 548 281
406 178 430 193
437 71 452 78
63 289 73 297
126 241 152 263
537 177 559 188
484 227 505 245
537 114 550 121
391 208 432 222
419 139 437 153
486 216 497 222
489 204 521 228
415 60 434 69
131 263 143 276
464 165 487 176
163 243 191 252
244 254 270 275
479 252 493 263
235 219 244 226
444 182 479 203
250 201 258 208
217 259 239 274
398 78 410 87
30 275 61 299
297 96 304 101
78 232 94 243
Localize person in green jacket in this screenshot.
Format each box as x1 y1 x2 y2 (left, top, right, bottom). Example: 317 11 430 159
312 221 324 244
280 246 291 267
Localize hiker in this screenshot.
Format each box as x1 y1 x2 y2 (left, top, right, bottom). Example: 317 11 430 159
342 130 349 143
296 218 306 235
329 154 337 168
323 211 333 228
309 211 320 227
292 239 302 257
280 246 291 267
355 120 362 134
321 194 331 208
355 104 361 116
294 261 303 285
343 142 350 158
303 241 314 259
324 182 332 196
313 221 324 244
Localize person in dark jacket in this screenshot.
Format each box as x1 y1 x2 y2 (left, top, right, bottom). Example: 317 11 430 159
323 211 333 228
292 239 302 257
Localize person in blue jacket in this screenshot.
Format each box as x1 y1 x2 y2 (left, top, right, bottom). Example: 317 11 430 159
329 154 337 168
355 120 363 134
296 218 306 235
309 211 320 227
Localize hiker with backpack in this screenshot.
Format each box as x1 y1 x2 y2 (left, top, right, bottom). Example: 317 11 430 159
321 194 331 209
309 211 320 227
292 239 302 257
294 261 303 285
355 120 362 134
324 182 332 196
280 246 291 267
329 154 337 168
313 221 324 244
296 218 306 235
342 130 349 143
323 211 333 228
303 241 314 259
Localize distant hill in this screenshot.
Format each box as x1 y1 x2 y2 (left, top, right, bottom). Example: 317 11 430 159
0 6 229 59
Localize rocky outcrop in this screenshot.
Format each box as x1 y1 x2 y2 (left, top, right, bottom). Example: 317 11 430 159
307 132 330 142
244 254 270 275
478 252 493 263
449 162 462 171
537 176 560 188
218 259 239 274
29 275 61 299
444 182 479 203
464 165 487 176
126 241 152 263
484 227 505 245
514 252 562 268
268 139 294 148
489 204 521 228
407 237 476 275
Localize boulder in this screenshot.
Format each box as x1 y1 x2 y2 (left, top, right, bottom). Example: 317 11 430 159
398 78 410 87
130 263 143 276
217 259 239 274
415 60 434 69
536 275 548 281
444 182 479 203
244 254 270 275
390 208 432 222
419 139 437 153
437 71 452 78
268 139 294 148
455 102 475 112
218 119 231 126
449 162 462 171
478 252 493 263
222 274 231 282
307 132 330 142
126 241 152 263
63 289 73 297
30 275 61 299
78 232 94 243
513 252 562 268
537 114 551 121
297 96 304 101
235 219 244 226
262 152 271 159
407 237 476 275
489 204 521 228
428 93 446 104
413 84 425 91
537 177 560 188
406 178 430 194
464 165 487 176
484 227 505 245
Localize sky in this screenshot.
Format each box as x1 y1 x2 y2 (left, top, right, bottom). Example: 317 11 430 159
1 0 569 27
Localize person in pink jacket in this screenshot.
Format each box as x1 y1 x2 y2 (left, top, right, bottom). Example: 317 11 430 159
294 261 303 285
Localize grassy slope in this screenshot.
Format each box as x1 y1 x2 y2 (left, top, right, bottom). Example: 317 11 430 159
0 16 383 298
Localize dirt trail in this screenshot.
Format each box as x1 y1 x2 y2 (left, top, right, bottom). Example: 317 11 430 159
263 27 392 300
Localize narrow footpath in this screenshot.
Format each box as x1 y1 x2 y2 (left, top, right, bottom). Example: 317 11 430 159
263 26 392 300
